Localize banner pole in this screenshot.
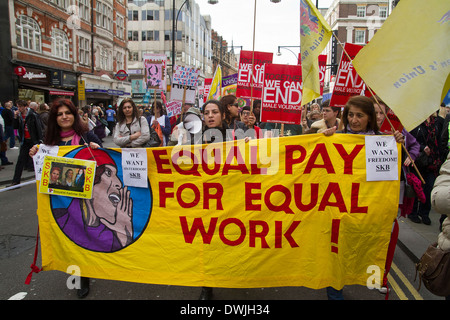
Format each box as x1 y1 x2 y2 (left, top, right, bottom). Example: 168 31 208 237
249 0 257 114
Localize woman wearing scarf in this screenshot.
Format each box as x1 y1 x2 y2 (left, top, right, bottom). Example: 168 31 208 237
409 113 444 225
29 99 102 299
323 95 404 300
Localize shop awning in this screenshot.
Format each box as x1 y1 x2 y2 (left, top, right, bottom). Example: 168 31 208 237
22 84 74 96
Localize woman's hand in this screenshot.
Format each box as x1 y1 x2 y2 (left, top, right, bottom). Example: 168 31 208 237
393 130 404 144
403 157 412 167
88 142 100 149
130 131 141 141
322 126 337 136
247 113 256 127
29 145 39 157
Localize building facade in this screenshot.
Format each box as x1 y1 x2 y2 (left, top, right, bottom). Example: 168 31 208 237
211 29 239 77
322 0 392 96
127 0 215 104
7 0 130 108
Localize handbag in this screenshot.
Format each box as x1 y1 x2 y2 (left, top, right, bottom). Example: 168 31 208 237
138 117 161 148
144 126 161 148
415 242 450 297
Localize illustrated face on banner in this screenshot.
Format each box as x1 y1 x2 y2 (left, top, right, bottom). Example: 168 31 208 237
50 148 152 253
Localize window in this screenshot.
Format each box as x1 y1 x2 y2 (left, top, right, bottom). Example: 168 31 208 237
50 0 69 9
100 48 110 70
129 51 139 61
356 6 366 18
379 6 388 18
128 10 138 21
116 52 123 71
52 29 69 60
142 10 159 21
16 15 41 53
96 1 113 31
79 36 90 65
164 30 171 41
142 31 160 41
355 29 366 44
128 30 138 41
116 15 124 39
79 0 90 21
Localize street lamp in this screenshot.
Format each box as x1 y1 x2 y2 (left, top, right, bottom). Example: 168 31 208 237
277 45 300 61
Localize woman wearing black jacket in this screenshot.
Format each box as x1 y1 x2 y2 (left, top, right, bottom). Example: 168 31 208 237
409 112 444 225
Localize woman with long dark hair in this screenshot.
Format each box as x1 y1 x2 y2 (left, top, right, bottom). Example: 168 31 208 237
31 99 102 150
28 99 102 299
113 98 150 148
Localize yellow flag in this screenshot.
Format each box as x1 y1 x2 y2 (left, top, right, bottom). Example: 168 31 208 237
300 0 332 106
207 64 222 100
353 0 450 131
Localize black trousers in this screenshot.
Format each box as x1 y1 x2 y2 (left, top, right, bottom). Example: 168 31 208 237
12 139 34 184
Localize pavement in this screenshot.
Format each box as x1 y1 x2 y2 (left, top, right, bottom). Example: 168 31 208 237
0 135 442 266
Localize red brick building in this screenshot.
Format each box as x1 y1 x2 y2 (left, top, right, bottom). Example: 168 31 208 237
8 0 130 107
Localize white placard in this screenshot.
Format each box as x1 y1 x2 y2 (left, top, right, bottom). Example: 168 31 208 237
33 144 60 180
121 149 148 188
365 136 399 181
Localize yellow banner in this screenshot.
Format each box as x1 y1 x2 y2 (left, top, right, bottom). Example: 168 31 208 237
37 135 400 289
353 0 450 131
300 0 332 106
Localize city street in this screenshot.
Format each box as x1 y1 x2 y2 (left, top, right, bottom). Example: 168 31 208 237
0 137 444 303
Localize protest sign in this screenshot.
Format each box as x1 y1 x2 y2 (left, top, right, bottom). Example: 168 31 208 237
318 54 327 95
236 51 273 99
329 43 370 108
171 65 200 104
33 144 59 180
39 154 96 199
365 136 399 181
166 100 183 118
122 149 148 188
203 78 212 101
36 135 400 290
261 64 303 124
222 73 238 96
143 53 167 90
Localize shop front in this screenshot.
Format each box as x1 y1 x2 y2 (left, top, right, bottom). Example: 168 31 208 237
16 66 76 104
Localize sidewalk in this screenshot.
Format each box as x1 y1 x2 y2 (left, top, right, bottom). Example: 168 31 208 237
0 136 441 263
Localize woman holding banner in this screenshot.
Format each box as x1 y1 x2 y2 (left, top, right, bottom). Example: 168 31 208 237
323 95 404 300
199 99 254 299
113 98 151 148
220 95 258 140
29 99 102 155
29 99 103 299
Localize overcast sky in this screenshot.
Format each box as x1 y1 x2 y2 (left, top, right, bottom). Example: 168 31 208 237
196 0 334 65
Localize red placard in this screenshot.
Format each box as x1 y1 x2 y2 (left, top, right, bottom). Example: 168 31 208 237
379 109 404 134
203 78 212 101
329 43 371 108
318 54 327 95
236 51 273 99
260 64 303 125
